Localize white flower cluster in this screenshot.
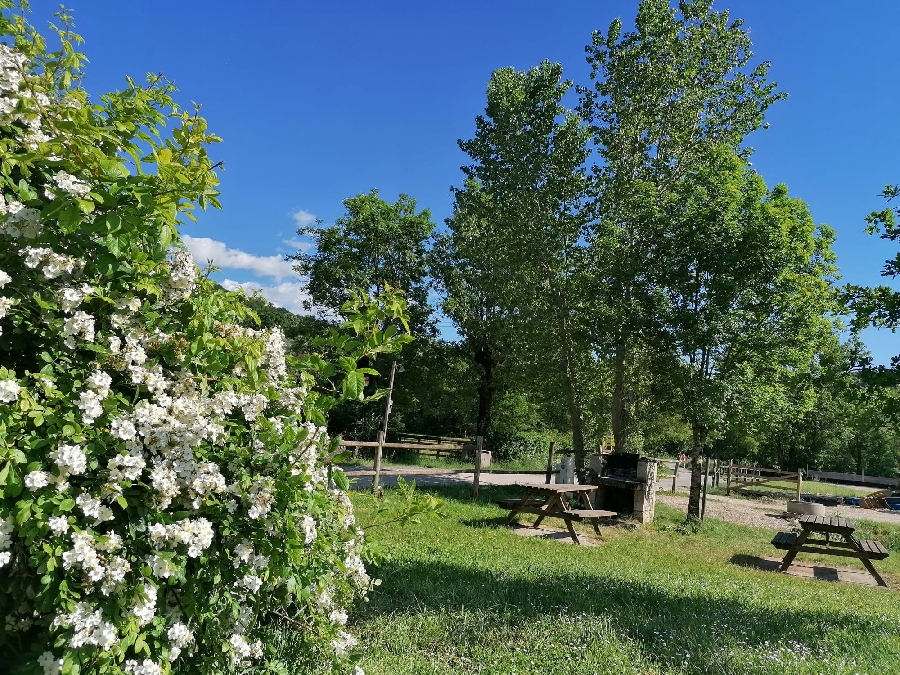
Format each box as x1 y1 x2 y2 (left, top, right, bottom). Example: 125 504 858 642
61 530 130 595
131 585 157 626
52 171 91 198
23 246 80 279
123 659 161 675
167 622 194 660
37 652 64 675
330 630 359 656
76 493 114 523
0 43 26 116
166 249 197 300
0 378 21 403
229 633 264 666
0 294 16 336
246 478 275 519
60 283 93 311
0 196 42 239
0 515 14 568
148 518 214 558
52 602 118 650
107 453 145 482
0 43 50 148
62 310 95 348
344 541 371 590
50 443 87 479
301 514 318 544
75 369 113 424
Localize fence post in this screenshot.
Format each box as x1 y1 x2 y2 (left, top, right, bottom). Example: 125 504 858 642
701 456 709 520
671 460 679 494
472 435 484 499
373 430 384 491
796 467 803 502
726 459 732 496
544 441 556 485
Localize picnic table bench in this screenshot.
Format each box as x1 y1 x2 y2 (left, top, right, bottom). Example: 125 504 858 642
496 483 617 545
772 514 890 587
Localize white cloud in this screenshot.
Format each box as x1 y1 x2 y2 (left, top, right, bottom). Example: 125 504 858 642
281 237 312 252
291 209 318 228
182 236 297 280
221 279 311 315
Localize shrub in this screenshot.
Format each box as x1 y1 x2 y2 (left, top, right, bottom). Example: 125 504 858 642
0 5 407 673
489 431 572 464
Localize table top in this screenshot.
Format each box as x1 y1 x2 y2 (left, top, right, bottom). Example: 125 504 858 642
798 515 855 531
512 482 596 493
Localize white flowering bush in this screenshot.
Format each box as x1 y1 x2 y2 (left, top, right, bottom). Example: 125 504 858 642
0 5 409 673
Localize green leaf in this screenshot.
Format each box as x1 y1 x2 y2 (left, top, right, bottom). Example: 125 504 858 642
341 370 366 401
332 469 349 491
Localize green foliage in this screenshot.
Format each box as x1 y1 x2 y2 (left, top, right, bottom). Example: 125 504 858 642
0 6 411 673
289 190 436 334
452 60 593 462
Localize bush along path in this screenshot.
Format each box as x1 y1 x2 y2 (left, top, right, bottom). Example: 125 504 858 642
0 5 411 673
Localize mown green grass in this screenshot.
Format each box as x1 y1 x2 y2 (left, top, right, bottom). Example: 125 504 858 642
343 484 900 675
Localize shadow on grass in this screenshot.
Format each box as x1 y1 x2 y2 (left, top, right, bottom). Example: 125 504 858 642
358 555 887 672
355 484 893 672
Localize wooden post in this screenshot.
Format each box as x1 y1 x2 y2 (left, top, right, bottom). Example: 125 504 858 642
796 467 803 502
701 456 709 520
726 459 732 496
472 435 484 499
373 430 384 491
544 441 556 484
670 461 679 493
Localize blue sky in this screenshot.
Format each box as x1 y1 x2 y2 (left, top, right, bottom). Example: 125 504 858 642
38 0 900 363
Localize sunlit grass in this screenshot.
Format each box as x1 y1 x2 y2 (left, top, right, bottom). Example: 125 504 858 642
333 484 900 675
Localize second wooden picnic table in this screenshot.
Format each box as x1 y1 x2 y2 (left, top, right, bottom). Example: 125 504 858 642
496 483 617 545
772 514 890 587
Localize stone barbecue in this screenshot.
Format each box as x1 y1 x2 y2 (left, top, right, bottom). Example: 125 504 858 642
588 452 657 524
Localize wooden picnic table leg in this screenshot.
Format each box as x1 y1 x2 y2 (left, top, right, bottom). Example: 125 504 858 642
858 557 888 587
778 529 810 572
503 489 534 527
844 534 889 587
564 517 582 545
576 490 603 536
533 494 561 529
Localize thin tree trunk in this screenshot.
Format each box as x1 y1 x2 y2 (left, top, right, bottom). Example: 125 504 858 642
611 338 630 455
687 423 706 520
473 343 495 439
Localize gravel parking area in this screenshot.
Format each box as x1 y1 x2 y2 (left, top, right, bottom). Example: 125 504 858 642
656 490 900 528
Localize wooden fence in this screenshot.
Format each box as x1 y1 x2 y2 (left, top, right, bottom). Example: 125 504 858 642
338 432 486 494
726 461 802 500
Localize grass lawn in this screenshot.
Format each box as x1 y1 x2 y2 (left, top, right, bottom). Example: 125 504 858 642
343 484 900 675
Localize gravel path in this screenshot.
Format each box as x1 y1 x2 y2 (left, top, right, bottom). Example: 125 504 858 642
656 490 900 528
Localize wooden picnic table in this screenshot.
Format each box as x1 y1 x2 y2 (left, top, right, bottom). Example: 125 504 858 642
496 483 617 545
772 514 890 587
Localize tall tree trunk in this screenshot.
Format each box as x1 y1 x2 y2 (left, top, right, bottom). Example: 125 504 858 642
551 280 587 471
611 338 630 454
560 345 586 472
687 423 706 520
473 343 495 439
